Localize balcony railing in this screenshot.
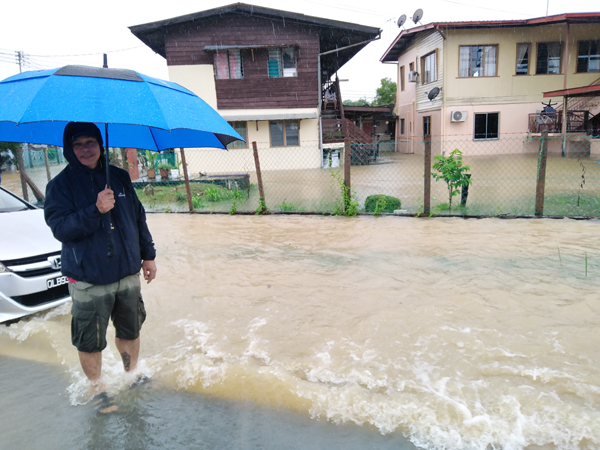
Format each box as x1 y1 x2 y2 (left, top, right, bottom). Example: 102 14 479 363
528 110 590 134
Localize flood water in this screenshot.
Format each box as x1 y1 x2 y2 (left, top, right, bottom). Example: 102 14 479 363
1 214 600 450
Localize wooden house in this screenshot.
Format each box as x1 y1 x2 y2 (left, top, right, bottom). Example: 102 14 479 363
130 3 381 171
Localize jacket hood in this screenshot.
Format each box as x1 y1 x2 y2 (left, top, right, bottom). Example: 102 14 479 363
62 122 105 169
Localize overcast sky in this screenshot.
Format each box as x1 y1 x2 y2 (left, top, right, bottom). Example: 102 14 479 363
1 0 597 102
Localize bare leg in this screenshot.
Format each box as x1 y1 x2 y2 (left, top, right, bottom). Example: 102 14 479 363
115 337 140 372
79 351 105 396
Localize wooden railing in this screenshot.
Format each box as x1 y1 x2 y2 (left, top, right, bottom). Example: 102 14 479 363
322 118 378 165
528 110 591 134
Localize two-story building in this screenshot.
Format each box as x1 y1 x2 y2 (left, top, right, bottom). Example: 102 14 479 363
381 13 600 156
130 3 380 172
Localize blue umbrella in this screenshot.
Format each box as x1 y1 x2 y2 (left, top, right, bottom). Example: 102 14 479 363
0 65 244 257
0 65 242 151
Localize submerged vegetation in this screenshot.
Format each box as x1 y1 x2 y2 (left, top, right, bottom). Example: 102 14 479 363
135 182 247 210
364 195 401 215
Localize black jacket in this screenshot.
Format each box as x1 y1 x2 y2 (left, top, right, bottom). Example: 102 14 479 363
44 123 155 285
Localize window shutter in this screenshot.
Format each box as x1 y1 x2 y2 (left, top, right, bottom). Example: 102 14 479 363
268 49 282 77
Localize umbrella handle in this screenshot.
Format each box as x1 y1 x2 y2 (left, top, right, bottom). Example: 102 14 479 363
104 123 115 258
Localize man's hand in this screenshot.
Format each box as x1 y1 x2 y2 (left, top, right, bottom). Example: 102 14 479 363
96 186 115 214
142 260 157 284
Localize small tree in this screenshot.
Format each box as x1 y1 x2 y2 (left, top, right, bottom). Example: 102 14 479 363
343 98 371 107
0 142 21 168
373 77 397 106
431 149 472 211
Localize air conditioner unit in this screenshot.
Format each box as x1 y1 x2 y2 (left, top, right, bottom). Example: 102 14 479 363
408 71 419 82
451 111 468 122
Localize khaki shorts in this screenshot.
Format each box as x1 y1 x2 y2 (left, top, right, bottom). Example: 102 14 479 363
68 274 146 353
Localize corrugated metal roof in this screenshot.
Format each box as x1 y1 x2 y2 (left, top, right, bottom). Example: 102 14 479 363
544 85 600 98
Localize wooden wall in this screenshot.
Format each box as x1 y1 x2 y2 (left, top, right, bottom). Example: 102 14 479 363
164 14 320 109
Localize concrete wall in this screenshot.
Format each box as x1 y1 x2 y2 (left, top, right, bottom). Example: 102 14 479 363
444 23 600 108
169 65 218 110
179 118 321 175
168 65 321 172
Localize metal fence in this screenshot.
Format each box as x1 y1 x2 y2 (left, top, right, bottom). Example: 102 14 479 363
8 132 600 218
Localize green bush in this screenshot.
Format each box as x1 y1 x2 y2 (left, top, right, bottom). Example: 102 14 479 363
364 195 401 213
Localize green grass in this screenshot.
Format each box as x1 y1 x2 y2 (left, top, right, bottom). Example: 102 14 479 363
277 199 306 212
543 192 600 216
135 183 247 210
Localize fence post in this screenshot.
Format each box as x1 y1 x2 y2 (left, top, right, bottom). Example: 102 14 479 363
16 145 29 202
43 147 52 182
179 148 194 212
252 141 267 213
423 135 431 216
535 131 549 217
344 138 351 213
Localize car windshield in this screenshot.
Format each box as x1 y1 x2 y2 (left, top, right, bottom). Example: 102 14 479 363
0 188 33 212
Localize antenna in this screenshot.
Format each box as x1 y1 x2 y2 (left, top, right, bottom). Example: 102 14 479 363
412 9 423 25
428 87 441 101
397 14 407 28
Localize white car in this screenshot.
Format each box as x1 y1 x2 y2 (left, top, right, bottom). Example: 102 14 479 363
0 186 70 323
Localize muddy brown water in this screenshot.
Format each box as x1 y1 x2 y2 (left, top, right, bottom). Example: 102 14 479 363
1 214 599 449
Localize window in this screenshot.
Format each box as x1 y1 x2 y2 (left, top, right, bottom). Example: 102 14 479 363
474 113 499 140
214 50 243 80
536 42 561 74
270 120 299 146
459 45 498 77
421 52 437 84
516 43 530 75
400 118 405 135
577 40 600 73
268 47 297 78
400 65 405 91
227 122 248 149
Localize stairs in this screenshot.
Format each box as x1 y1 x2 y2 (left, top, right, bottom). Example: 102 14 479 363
322 118 378 165
554 77 600 135
320 78 378 165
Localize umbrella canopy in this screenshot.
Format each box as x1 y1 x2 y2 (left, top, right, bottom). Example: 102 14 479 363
0 65 243 151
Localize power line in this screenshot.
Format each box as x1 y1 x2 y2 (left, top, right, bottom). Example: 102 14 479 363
28 45 145 58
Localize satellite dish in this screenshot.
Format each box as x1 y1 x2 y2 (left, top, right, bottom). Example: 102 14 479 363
397 14 407 28
428 87 441 101
412 9 423 24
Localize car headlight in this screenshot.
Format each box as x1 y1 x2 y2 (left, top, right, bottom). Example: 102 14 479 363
0 261 11 273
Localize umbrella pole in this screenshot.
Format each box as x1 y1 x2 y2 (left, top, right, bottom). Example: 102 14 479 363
104 123 115 258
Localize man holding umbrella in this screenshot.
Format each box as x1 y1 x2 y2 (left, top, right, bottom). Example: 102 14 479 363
45 122 157 414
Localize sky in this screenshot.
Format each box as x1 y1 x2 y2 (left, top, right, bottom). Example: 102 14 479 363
1 0 598 102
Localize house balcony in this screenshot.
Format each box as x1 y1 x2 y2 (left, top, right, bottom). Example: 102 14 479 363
528 111 599 136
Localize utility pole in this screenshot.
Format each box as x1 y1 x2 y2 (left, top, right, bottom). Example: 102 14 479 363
16 51 24 73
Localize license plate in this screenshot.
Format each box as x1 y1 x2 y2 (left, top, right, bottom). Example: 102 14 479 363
47 275 69 289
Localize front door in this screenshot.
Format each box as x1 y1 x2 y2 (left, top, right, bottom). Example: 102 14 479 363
423 116 431 137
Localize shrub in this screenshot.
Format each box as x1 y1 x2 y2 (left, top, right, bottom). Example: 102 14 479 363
364 195 401 213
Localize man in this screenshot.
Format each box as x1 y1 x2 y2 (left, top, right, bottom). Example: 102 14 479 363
44 122 157 414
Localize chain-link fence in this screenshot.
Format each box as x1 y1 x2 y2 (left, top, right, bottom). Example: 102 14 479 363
6 132 600 218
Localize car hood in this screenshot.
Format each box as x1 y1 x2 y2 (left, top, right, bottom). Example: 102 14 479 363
0 209 61 261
